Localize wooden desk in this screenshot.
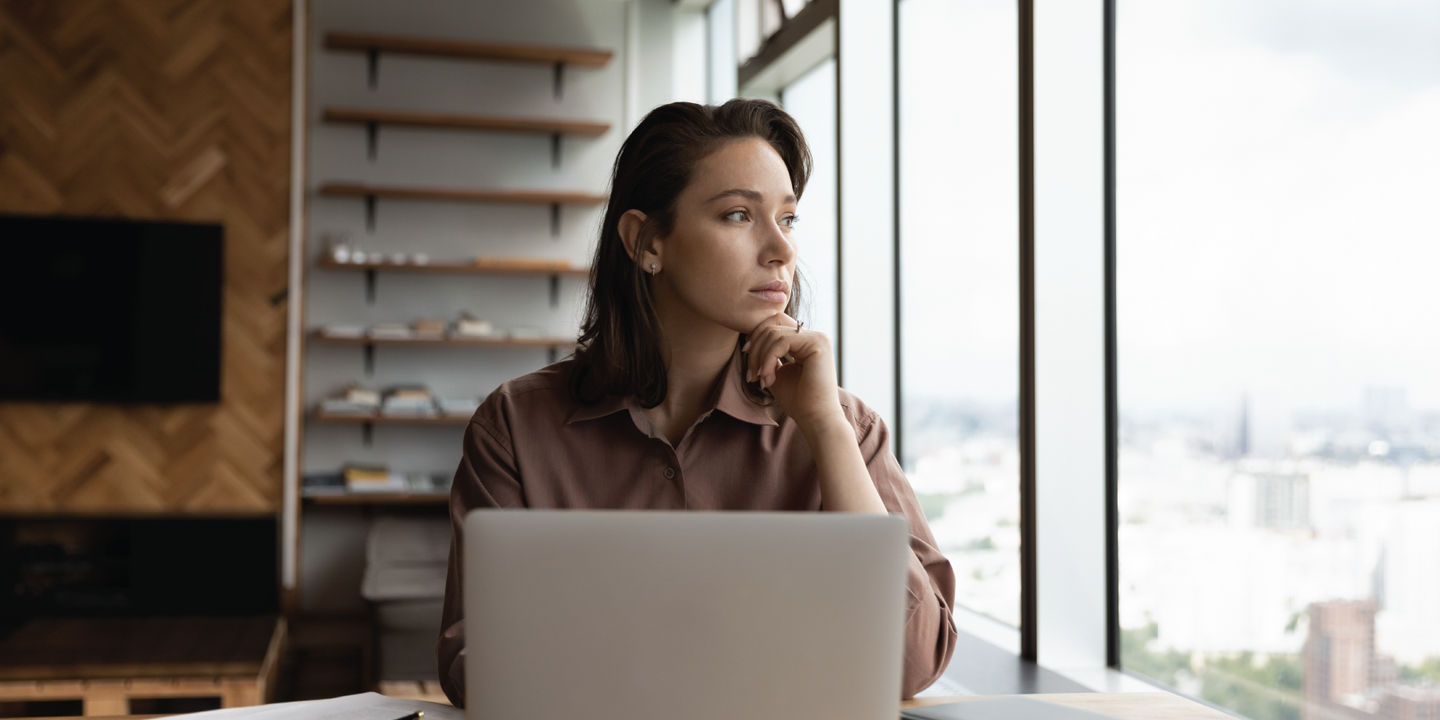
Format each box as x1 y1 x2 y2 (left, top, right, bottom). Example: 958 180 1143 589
58 691 1233 719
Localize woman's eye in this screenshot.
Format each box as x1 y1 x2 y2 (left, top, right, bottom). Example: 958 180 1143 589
724 211 748 222
781 215 799 229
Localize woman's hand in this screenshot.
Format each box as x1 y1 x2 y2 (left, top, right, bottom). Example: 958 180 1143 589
742 312 845 431
743 312 887 514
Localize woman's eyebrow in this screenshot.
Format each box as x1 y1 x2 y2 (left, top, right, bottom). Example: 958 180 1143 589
704 188 797 205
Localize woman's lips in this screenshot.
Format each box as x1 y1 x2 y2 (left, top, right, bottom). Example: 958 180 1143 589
750 280 788 303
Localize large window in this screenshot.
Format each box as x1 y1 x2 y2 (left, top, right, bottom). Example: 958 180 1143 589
779 59 839 342
1117 2 1440 718
899 0 1020 628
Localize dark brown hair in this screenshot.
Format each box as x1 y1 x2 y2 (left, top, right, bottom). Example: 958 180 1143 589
570 99 813 408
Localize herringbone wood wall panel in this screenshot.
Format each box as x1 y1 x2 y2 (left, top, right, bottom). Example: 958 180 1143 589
0 0 292 513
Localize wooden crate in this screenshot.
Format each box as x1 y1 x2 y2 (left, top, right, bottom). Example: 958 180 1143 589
0 616 285 717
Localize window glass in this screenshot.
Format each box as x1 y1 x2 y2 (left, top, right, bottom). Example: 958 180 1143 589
899 0 1020 627
781 59 839 342
1118 2 1440 718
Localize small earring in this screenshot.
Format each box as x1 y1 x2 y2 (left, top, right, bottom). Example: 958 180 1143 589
650 263 658 276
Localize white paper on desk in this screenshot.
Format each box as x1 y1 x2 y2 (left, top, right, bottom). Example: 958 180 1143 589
901 696 1120 720
178 692 463 720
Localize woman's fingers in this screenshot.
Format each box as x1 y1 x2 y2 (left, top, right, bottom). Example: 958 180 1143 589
748 320 812 389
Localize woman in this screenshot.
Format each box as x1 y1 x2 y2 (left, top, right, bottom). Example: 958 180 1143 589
438 99 956 704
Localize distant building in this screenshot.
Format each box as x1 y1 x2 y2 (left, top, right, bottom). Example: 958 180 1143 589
1304 599 1440 720
1305 600 1377 719
1379 687 1440 720
1229 472 1310 531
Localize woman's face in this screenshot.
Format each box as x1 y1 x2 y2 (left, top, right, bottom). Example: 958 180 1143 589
649 137 798 336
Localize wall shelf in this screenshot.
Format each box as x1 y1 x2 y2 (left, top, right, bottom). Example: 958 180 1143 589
324 32 613 67
305 493 449 506
314 331 577 349
319 183 604 206
313 330 577 372
318 182 605 235
323 107 610 165
317 255 587 275
323 32 613 96
316 256 587 308
312 411 470 425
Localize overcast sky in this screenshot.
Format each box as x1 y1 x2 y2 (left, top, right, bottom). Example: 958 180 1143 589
897 0 1440 418
1118 0 1440 415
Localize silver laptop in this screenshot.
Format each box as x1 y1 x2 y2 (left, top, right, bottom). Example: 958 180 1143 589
464 510 910 720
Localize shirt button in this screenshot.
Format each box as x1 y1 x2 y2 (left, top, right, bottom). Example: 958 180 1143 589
663 466 676 479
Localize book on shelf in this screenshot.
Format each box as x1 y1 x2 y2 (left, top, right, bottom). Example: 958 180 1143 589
319 399 377 416
368 323 414 340
302 472 347 496
345 465 408 493
454 315 495 338
320 323 365 339
413 318 446 338
345 384 381 406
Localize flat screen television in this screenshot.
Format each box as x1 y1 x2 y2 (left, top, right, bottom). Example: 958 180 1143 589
0 215 223 403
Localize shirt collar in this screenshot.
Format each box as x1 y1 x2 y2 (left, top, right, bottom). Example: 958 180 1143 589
565 345 779 427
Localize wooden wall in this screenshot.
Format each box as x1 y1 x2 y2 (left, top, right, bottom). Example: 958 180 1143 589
0 0 292 513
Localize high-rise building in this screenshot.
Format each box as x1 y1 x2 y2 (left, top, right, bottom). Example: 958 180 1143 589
1305 600 1377 720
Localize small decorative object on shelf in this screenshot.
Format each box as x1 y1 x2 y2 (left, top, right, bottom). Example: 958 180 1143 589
454 313 494 338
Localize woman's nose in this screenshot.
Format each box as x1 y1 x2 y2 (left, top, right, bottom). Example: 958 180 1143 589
761 220 796 266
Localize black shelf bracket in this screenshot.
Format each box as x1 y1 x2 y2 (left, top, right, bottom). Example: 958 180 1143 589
547 346 558 364
364 194 377 233
363 342 375 376
367 48 380 89
553 62 566 100
551 133 562 169
367 121 379 162
549 274 561 309
365 268 377 305
362 422 374 447
550 202 561 237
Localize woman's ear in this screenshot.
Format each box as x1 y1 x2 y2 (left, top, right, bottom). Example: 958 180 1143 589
617 210 649 263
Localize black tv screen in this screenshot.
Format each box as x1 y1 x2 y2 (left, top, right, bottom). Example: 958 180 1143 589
0 215 223 403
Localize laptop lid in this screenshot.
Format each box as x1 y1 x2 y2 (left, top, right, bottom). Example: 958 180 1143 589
464 510 910 720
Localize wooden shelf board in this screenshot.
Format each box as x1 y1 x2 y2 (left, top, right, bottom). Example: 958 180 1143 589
319 182 605 206
324 107 610 137
313 331 576 349
305 493 450 505
325 32 612 68
316 255 589 277
311 411 470 426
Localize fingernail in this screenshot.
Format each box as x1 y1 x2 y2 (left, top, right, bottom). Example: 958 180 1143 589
742 341 750 352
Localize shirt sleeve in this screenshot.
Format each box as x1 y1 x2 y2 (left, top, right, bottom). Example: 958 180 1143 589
438 405 526 709
847 402 960 699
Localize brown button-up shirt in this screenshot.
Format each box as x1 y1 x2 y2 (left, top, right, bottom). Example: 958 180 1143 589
438 348 957 705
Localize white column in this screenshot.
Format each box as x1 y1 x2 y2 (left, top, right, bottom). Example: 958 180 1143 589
836 0 896 436
281 0 308 591
1033 0 1107 669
